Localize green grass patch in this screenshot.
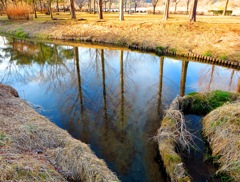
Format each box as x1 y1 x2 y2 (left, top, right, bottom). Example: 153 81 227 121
219 54 228 60
203 51 213 57
12 28 28 38
0 132 8 146
186 90 239 115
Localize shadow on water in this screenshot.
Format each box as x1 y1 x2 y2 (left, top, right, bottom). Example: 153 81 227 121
182 115 220 182
0 36 239 181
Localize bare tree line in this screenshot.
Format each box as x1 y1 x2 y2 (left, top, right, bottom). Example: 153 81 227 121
0 0 232 21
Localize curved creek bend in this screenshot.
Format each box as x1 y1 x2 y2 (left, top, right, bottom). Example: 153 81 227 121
0 36 239 182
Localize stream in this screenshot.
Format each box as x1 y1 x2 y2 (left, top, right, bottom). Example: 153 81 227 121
0 36 239 181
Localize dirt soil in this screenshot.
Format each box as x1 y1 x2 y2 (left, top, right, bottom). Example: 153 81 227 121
0 13 240 63
0 83 119 181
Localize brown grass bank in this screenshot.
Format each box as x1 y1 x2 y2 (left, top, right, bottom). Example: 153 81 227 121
203 101 240 181
0 13 240 65
155 91 239 181
0 83 119 181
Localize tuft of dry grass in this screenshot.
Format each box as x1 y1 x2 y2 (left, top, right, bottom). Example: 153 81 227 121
155 97 193 182
202 101 240 181
5 2 32 20
0 83 119 181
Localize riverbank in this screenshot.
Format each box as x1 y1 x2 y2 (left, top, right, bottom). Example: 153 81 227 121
0 83 119 181
155 91 240 181
0 13 240 65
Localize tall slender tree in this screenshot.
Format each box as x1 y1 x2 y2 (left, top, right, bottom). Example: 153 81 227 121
119 0 124 20
70 0 76 19
99 0 103 19
152 0 158 14
189 0 198 22
163 0 170 20
222 0 229 16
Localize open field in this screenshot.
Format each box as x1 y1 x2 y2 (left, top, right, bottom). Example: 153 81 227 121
0 12 240 63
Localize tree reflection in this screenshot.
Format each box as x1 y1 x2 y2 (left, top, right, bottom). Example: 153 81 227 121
198 64 240 92
180 61 189 97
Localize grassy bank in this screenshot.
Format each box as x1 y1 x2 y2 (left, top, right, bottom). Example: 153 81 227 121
0 83 119 181
155 91 239 181
0 13 240 64
203 101 240 181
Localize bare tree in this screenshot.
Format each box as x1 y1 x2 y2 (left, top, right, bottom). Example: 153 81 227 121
70 0 76 19
152 0 158 14
128 0 131 14
222 0 229 16
172 0 179 12
185 0 190 14
119 0 124 20
99 0 103 19
48 0 53 19
189 0 198 22
163 0 170 20
76 0 86 11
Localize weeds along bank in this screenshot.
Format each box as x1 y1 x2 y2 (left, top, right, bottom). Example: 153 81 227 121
0 16 240 66
0 83 119 181
155 91 240 181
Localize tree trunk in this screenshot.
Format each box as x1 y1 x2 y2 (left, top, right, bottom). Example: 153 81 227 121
88 0 91 13
63 0 65 12
99 0 103 19
189 0 198 22
39 0 43 13
222 0 229 16
163 0 170 20
49 1 53 19
134 2 137 13
186 0 189 14
128 0 131 14
33 0 37 18
56 0 59 12
153 5 156 14
124 0 127 12
109 0 112 12
93 0 96 13
174 2 177 12
119 0 124 20
70 0 76 19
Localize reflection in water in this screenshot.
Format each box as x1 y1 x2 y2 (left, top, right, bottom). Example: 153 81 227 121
0 36 239 182
180 61 189 97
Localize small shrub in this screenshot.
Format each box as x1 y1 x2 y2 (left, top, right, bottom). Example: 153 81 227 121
219 54 228 60
5 2 32 21
203 51 213 57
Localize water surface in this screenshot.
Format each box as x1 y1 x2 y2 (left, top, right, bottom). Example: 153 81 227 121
0 36 239 182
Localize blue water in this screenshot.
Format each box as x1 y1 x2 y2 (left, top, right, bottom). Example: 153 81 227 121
0 36 239 182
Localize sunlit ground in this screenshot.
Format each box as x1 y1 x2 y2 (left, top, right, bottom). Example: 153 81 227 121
0 11 240 24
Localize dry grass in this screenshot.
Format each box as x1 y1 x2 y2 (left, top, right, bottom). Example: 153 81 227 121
155 97 193 182
0 13 240 62
0 83 119 181
202 101 240 181
5 2 32 20
155 91 239 181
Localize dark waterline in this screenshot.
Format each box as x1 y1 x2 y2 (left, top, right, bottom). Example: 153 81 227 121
0 36 239 182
